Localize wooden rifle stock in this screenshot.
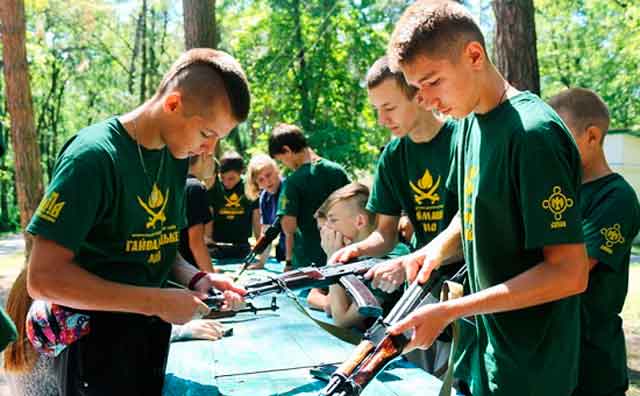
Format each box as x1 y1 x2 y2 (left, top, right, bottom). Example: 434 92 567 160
319 265 468 396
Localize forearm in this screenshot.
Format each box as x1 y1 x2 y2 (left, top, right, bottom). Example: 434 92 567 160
172 253 201 286
442 248 588 321
252 210 261 240
28 252 158 316
419 213 463 265
350 229 397 258
328 284 361 328
191 239 214 273
282 216 297 261
307 288 329 310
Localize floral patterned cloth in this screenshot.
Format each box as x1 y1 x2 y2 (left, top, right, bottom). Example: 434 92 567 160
26 300 90 357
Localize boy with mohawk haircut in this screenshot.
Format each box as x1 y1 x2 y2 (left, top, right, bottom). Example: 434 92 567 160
549 88 640 396
368 2 590 396
26 48 248 396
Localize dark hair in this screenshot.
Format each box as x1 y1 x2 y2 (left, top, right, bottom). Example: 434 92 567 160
268 123 308 157
219 151 244 174
548 88 610 142
388 0 485 72
156 48 251 121
366 56 417 99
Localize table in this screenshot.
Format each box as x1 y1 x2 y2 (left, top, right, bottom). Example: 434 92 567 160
163 261 446 396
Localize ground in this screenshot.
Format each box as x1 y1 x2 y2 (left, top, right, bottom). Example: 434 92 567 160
0 234 638 395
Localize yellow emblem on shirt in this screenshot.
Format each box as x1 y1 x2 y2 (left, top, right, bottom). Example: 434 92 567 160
137 183 169 229
224 192 242 208
600 224 624 254
409 169 441 205
36 192 66 223
542 186 574 229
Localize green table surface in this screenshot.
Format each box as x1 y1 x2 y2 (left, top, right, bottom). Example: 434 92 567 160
163 260 446 396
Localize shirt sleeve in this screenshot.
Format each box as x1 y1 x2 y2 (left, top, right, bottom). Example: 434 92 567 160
367 151 402 216
186 181 211 228
445 138 459 197
514 124 583 249
277 178 299 217
583 188 639 272
26 152 110 253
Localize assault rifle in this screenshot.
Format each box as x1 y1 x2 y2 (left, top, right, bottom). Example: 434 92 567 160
206 257 390 319
319 264 468 396
233 217 283 281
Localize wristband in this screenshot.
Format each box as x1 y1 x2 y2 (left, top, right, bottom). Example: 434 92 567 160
188 271 207 290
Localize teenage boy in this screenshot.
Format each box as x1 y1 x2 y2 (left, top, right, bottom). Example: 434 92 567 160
317 183 410 329
208 151 260 260
549 88 640 396
332 55 459 293
269 123 350 269
368 2 590 396
26 48 248 396
179 153 216 273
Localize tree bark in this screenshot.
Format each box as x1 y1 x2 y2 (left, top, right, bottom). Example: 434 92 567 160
0 0 45 255
183 0 217 49
492 0 540 95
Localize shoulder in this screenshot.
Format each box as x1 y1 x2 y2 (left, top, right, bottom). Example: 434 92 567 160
318 158 348 176
594 175 640 215
510 93 571 143
60 118 125 162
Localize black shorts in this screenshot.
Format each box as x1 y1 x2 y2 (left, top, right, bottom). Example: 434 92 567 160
54 311 171 396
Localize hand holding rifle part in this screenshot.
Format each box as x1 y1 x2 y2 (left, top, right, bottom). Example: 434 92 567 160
319 264 468 396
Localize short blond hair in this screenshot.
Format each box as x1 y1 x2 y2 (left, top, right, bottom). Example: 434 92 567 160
315 183 375 225
245 153 279 200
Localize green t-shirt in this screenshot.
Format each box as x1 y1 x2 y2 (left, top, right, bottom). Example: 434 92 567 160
446 92 584 396
277 158 350 267
368 119 458 249
208 178 257 244
575 173 640 396
0 308 17 352
27 117 188 287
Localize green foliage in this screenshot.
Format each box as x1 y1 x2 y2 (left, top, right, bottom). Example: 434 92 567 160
216 0 410 172
536 0 640 129
2 0 638 232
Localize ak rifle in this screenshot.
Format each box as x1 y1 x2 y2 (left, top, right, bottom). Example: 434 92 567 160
233 217 283 281
319 264 468 396
207 257 390 319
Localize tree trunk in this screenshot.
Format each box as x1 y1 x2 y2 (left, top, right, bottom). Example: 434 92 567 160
492 0 540 95
139 0 148 103
0 0 45 255
292 0 312 131
183 0 217 49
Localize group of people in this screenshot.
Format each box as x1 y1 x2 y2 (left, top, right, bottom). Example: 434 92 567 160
0 1 638 396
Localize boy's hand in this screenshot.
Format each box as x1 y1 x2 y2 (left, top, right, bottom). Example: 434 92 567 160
320 227 351 258
388 302 453 352
193 273 247 311
156 288 211 324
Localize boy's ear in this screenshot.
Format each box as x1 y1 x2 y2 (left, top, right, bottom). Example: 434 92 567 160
585 125 603 146
163 91 183 113
464 41 486 70
282 145 292 155
355 213 367 230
